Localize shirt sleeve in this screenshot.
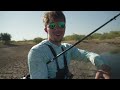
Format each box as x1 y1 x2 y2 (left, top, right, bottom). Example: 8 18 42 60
70 47 104 68
28 49 48 79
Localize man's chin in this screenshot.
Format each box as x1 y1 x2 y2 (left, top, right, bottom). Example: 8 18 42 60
55 38 63 42
55 40 62 42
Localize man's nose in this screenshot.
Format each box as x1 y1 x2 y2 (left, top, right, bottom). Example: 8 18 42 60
55 25 61 30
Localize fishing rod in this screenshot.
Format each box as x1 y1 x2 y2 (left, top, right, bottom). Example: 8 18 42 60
47 12 120 64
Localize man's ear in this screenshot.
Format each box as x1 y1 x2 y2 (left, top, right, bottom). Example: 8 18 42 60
44 28 48 33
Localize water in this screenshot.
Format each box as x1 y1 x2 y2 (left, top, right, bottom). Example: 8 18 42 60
100 52 120 79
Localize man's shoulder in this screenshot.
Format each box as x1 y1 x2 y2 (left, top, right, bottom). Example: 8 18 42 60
62 42 72 47
31 40 48 50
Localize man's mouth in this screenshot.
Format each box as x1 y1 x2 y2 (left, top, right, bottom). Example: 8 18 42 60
55 33 61 36
56 34 60 36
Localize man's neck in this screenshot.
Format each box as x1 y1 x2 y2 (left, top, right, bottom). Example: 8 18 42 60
49 39 61 46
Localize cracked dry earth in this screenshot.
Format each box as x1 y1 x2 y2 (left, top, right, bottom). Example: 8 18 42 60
0 39 120 79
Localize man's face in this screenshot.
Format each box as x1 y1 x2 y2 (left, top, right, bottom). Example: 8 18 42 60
45 18 65 43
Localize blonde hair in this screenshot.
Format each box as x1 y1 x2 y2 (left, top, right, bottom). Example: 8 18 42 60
43 11 66 26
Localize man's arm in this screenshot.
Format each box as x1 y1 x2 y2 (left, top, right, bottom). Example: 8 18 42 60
28 49 48 79
70 47 111 79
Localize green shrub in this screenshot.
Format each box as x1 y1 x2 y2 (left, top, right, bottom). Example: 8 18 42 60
33 37 43 44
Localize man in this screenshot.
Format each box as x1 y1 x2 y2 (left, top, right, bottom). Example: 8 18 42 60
28 11 111 79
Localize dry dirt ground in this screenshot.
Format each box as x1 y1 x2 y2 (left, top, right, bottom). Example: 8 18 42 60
0 39 120 79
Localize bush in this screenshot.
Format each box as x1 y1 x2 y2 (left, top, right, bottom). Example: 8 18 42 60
33 37 43 44
63 34 85 41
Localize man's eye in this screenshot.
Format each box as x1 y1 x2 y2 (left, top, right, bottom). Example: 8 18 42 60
50 25 55 29
60 24 65 28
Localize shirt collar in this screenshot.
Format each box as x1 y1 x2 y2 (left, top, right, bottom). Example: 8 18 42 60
46 40 62 49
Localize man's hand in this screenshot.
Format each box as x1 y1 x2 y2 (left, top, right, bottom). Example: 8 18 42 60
95 70 110 79
95 64 111 79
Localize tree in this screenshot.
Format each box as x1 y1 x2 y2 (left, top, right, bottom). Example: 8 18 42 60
0 33 12 45
0 34 1 41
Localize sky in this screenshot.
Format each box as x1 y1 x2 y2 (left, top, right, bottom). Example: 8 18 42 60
0 11 120 41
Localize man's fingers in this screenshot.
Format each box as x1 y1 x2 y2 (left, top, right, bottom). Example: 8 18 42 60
95 71 110 79
103 73 110 79
95 72 103 79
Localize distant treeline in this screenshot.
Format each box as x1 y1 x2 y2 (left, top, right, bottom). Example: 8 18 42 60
1 31 120 45
63 31 120 41
32 31 120 44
